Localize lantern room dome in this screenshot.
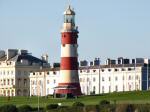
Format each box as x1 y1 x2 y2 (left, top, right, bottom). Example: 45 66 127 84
64 5 75 15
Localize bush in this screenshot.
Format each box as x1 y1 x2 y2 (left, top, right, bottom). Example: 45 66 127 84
0 104 18 112
135 104 150 112
85 105 99 112
126 104 135 112
115 104 128 112
18 105 32 112
46 104 58 110
72 102 85 107
99 100 110 105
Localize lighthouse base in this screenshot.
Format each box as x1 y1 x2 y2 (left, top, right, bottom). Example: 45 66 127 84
54 83 82 98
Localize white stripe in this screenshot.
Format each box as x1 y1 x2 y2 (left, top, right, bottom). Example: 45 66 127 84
59 70 79 83
61 44 78 57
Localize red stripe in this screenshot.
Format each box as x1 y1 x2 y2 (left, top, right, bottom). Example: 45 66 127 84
61 57 78 70
61 32 78 44
55 83 82 96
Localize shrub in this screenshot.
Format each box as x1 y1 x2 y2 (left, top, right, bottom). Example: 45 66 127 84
85 105 99 112
115 104 128 112
18 105 32 112
46 104 58 110
126 104 135 112
0 104 18 112
72 102 85 107
99 100 110 105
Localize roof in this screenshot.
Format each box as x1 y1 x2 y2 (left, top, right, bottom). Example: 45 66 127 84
31 63 145 73
0 51 47 65
17 54 46 63
79 63 144 70
64 5 75 15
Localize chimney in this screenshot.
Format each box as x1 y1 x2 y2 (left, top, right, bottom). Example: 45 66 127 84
7 49 18 60
41 54 48 62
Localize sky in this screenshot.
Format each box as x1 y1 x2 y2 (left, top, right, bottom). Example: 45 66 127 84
0 0 150 64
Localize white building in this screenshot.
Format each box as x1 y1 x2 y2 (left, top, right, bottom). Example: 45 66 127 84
30 68 59 96
0 49 49 96
30 59 150 96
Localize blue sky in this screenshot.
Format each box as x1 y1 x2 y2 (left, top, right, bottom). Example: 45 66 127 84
0 0 150 63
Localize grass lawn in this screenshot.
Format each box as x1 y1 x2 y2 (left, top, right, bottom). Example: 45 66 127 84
0 91 150 107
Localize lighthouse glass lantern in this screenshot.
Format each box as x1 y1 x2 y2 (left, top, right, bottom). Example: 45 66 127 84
64 14 75 24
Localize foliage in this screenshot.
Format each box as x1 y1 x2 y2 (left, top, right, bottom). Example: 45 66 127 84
99 100 110 105
46 104 58 110
72 102 85 107
0 104 18 112
18 105 32 112
126 104 135 112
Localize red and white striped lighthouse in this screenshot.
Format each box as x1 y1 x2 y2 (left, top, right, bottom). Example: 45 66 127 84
55 5 81 97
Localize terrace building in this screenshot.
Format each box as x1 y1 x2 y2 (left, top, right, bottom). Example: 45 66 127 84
29 58 150 96
0 49 49 96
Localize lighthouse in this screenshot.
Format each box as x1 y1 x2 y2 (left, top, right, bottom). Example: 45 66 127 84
55 5 82 98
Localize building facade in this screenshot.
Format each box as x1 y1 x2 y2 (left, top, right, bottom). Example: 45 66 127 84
29 58 150 96
0 49 49 96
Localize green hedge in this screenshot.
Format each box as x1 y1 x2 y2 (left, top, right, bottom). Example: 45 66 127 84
72 102 85 107
18 105 32 112
0 104 18 112
46 104 58 110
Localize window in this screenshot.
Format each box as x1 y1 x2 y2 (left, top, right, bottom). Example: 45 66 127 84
115 77 118 81
102 86 104 93
7 79 10 85
102 69 104 72
122 68 125 71
38 80 41 85
136 75 138 80
7 71 9 75
128 68 132 71
93 77 96 82
24 71 27 75
93 86 96 93
109 77 111 81
47 72 49 75
54 80 56 84
115 85 118 92
108 69 111 72
24 79 27 87
115 69 118 72
47 80 49 84
93 70 96 72
11 79 14 85
129 76 131 80
18 71 21 75
3 79 6 85
102 77 104 81
63 44 66 47
11 71 13 75
87 78 89 82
